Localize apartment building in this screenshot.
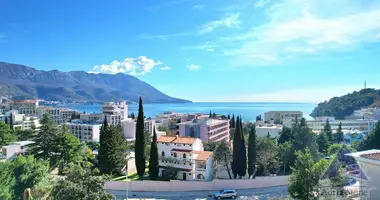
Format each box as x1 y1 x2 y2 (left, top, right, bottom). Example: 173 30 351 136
264 111 303 123
1 141 35 160
5 110 40 130
256 124 283 138
144 118 156 136
38 106 78 124
157 135 213 181
102 101 128 125
122 119 136 140
179 119 230 143
10 100 39 116
67 120 102 142
305 120 376 134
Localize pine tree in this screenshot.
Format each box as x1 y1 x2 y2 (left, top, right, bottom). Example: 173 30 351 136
227 114 230 120
239 117 247 178
135 97 146 180
149 128 159 180
335 122 344 143
317 131 330 155
209 111 212 118
362 121 380 150
324 119 333 143
231 116 241 179
0 121 16 146
248 126 257 178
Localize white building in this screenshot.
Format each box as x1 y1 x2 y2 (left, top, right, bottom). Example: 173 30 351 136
144 118 156 136
10 100 39 116
80 113 104 121
5 110 40 130
38 106 78 124
179 119 230 143
347 150 380 199
264 111 303 123
102 101 128 125
305 120 376 133
1 141 35 160
157 135 213 181
67 120 102 142
122 119 136 140
256 124 283 138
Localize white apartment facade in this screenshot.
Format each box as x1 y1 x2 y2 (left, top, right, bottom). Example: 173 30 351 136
67 120 101 142
38 107 78 124
1 141 35 160
264 111 303 123
256 124 283 138
157 136 213 181
144 118 156 136
5 110 40 130
102 101 128 125
122 119 136 140
10 100 39 116
179 119 230 143
305 120 376 133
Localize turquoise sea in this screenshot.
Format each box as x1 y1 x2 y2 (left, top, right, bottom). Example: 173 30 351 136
52 102 316 121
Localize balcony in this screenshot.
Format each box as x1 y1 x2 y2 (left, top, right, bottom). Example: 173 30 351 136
159 156 193 165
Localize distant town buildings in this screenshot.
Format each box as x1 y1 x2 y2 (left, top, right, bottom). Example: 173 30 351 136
303 119 376 134
2 110 40 130
157 135 213 181
67 119 102 142
264 111 303 123
179 118 230 143
38 106 79 124
10 100 39 116
102 101 128 125
256 124 283 138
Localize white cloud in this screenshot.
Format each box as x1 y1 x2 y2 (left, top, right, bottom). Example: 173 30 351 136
221 0 380 66
137 33 187 40
198 13 241 34
254 0 271 8
182 41 215 52
160 66 172 70
193 5 204 10
91 56 164 75
187 64 201 71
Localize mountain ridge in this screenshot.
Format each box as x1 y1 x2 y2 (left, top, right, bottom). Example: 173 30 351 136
0 62 191 103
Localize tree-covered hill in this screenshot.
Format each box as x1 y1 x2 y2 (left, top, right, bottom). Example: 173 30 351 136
310 89 380 119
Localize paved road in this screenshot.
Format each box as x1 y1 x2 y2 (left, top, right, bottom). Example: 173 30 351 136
108 186 288 200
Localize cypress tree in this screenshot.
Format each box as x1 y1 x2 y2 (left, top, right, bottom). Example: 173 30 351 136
232 116 241 179
239 117 247 178
227 114 230 120
248 126 257 178
149 128 159 180
317 131 330 155
335 122 344 144
231 114 235 128
135 97 146 180
324 119 333 143
98 117 109 174
213 112 216 118
4 116 8 124
209 111 212 118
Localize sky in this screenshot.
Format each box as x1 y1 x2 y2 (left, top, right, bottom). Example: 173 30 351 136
1 0 380 103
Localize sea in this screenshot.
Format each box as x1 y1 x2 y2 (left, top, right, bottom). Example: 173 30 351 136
52 102 316 121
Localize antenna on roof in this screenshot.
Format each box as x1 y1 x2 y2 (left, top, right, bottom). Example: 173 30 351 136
364 80 367 89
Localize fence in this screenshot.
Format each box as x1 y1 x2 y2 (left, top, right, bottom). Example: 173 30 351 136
105 176 289 192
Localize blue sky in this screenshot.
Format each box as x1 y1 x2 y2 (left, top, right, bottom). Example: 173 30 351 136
1 0 380 103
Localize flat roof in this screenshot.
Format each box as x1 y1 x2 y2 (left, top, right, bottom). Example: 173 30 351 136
11 141 35 146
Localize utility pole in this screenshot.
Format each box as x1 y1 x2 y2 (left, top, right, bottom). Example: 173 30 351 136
364 80 367 89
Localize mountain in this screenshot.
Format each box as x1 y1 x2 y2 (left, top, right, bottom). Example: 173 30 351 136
310 88 380 119
0 62 191 103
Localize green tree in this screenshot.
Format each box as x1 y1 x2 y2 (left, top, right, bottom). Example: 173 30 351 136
213 112 216 118
209 111 212 118
248 126 257 178
12 156 51 200
98 117 110 174
239 120 247 178
257 136 278 176
292 120 319 160
55 132 82 175
135 97 146 180
231 116 241 178
214 140 232 179
277 127 294 144
328 144 343 156
361 121 380 150
149 129 159 180
335 122 344 144
288 149 329 200
99 125 126 175
50 163 113 200
0 121 16 146
203 141 218 151
230 114 235 128
85 141 100 151
324 120 333 143
15 129 34 141
279 141 293 175
0 161 15 200
317 132 330 155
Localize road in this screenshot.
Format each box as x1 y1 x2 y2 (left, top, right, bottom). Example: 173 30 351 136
108 186 288 200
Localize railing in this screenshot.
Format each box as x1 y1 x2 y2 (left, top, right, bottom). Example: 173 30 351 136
159 156 194 165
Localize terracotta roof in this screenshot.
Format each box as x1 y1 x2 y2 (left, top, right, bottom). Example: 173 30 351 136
171 149 193 152
157 136 177 143
159 166 192 172
361 153 380 161
157 136 198 145
193 151 213 161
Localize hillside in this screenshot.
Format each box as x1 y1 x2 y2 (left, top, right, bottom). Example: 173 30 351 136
310 89 380 119
0 62 191 103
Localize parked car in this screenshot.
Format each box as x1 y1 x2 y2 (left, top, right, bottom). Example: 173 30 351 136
214 189 237 199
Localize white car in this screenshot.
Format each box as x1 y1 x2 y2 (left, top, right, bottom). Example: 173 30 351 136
214 189 238 199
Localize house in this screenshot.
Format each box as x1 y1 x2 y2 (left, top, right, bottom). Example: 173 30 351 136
157 135 213 181
1 141 35 160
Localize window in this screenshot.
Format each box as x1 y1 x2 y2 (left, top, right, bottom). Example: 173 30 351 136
197 174 204 180
174 152 177 158
183 153 186 159
161 151 165 157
